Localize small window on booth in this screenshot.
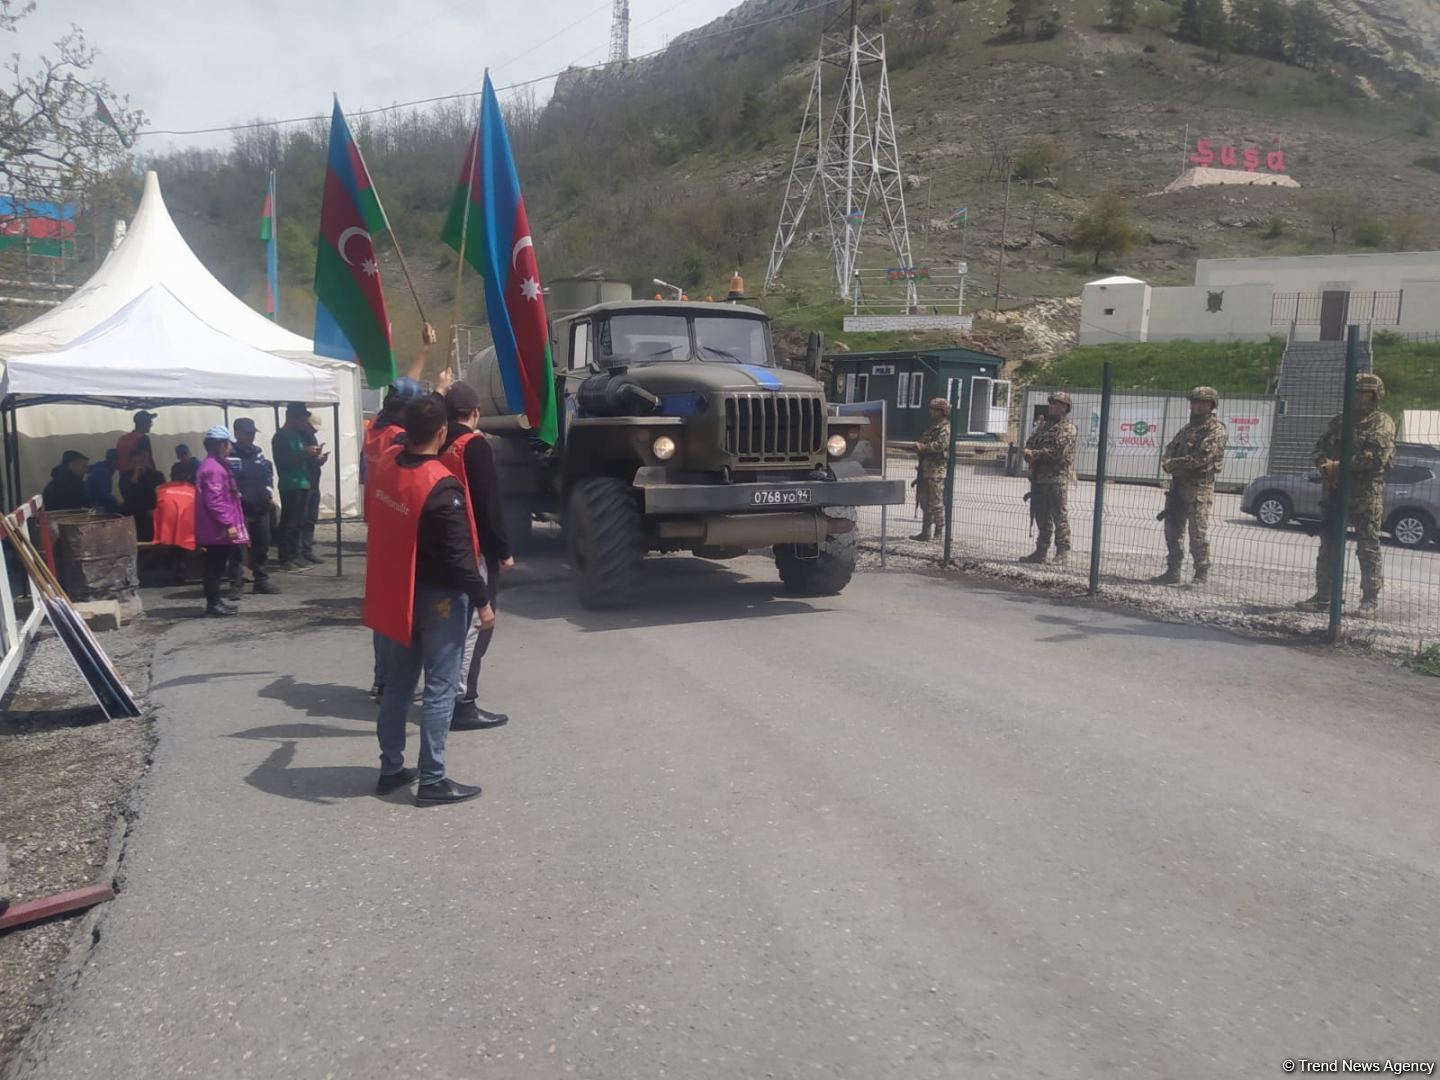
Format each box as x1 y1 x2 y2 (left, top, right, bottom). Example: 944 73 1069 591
897 372 910 407
909 373 925 408
1103 307 1116 316
852 373 870 402
569 322 592 370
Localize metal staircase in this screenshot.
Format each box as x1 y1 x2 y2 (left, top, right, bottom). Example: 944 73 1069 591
1269 331 1372 474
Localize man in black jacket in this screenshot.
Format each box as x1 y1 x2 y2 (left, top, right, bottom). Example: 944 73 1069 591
231 418 279 595
43 450 90 511
364 395 494 806
441 382 514 729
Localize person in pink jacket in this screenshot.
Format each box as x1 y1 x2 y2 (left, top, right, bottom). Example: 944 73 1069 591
194 425 250 618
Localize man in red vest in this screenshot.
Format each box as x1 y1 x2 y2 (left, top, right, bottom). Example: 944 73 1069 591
364 394 494 806
363 375 426 701
441 381 515 729
115 409 157 474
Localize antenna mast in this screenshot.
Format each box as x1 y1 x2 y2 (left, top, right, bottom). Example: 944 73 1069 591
764 0 916 308
609 0 631 64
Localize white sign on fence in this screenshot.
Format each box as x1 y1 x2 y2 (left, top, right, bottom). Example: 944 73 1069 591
1025 388 1277 488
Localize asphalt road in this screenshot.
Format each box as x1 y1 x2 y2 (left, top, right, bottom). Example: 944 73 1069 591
8 544 1440 1079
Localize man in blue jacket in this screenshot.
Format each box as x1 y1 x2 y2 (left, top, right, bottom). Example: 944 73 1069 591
231 418 280 595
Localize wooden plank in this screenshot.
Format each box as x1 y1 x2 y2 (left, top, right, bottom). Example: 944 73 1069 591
0 884 114 932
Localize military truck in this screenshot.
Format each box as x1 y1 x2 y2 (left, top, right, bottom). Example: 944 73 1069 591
463 280 903 608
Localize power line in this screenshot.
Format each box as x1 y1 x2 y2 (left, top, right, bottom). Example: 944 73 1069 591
137 0 836 140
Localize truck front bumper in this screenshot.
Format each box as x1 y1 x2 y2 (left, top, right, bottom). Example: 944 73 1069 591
634 463 905 515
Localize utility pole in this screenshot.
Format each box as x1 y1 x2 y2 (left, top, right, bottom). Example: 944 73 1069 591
993 165 1012 314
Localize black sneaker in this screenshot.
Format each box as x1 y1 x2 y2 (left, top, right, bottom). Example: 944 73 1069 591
302 552 326 565
254 580 281 595
205 601 238 618
227 585 245 601
376 767 418 795
452 702 509 730
415 778 482 806
369 683 384 702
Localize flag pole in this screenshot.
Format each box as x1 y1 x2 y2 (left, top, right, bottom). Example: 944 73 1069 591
451 123 480 369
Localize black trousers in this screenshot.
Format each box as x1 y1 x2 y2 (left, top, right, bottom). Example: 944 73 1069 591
239 507 272 586
460 562 500 702
276 488 308 564
202 545 241 606
301 487 322 558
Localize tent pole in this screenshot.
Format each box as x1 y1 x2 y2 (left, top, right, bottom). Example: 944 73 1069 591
1 400 12 511
332 403 342 577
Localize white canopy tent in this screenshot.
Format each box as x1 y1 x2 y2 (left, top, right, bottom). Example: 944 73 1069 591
0 170 364 516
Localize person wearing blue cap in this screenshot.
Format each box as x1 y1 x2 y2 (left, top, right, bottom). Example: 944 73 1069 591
195 425 249 617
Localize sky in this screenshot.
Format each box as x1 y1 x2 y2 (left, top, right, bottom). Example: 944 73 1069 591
12 0 738 153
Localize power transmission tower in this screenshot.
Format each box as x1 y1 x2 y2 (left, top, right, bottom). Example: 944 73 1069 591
764 0 916 307
609 0 630 64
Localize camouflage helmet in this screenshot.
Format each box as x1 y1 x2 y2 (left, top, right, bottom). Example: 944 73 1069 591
1356 372 1386 399
1188 385 1220 405
928 397 949 412
1048 390 1072 411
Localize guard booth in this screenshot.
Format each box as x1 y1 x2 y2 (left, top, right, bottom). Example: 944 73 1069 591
827 346 1011 442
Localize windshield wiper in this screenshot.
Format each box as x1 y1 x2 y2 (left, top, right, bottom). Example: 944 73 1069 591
700 345 743 363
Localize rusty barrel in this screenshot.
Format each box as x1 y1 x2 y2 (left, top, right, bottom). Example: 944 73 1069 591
49 512 140 609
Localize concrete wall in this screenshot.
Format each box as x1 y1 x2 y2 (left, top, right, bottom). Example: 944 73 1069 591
1194 251 1440 291
1079 280 1149 346
1145 284 1277 343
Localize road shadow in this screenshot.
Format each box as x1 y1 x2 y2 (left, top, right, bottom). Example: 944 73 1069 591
503 556 826 631
256 675 378 722
243 741 402 805
230 721 372 741
149 669 271 693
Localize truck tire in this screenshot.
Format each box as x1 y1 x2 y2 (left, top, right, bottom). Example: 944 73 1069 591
774 507 858 596
566 477 644 608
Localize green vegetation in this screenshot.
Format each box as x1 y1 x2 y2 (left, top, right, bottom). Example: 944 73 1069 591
1071 192 1142 269
1409 644 1440 677
1030 335 1440 417
1036 339 1283 394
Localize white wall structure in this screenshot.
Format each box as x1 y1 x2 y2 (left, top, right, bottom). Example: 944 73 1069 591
1079 251 1440 346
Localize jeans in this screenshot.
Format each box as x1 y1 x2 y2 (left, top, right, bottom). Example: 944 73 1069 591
376 587 469 786
202 545 241 606
372 631 391 688
276 487 308 564
301 487 321 558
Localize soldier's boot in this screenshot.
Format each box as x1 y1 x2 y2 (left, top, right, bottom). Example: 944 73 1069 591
1149 562 1183 585
1295 592 1330 611
911 519 933 542
1017 547 1047 564
1356 590 1380 616
1051 547 1070 564
1191 565 1209 585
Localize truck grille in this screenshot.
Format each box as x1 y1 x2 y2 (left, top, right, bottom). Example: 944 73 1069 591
721 393 824 465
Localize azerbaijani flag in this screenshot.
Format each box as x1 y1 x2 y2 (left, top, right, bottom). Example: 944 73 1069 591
950 206 968 223
94 93 131 149
313 99 394 388
442 75 557 444
844 208 864 224
260 170 279 320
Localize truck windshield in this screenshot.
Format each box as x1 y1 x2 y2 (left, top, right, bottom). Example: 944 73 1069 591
599 313 774 366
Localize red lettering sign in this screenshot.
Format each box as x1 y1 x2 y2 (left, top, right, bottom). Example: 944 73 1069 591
1188 139 1288 174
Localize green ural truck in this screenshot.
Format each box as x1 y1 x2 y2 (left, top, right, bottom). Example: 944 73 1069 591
462 282 903 608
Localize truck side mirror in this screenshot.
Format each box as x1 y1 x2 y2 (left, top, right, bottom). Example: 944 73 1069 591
805 331 824 379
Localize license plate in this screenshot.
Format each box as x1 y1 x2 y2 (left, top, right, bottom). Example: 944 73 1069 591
751 488 812 506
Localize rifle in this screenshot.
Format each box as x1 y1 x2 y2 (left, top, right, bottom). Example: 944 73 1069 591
1156 486 1178 523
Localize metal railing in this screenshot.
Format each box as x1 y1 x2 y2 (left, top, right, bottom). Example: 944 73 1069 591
855 343 1439 653
1271 291 1402 327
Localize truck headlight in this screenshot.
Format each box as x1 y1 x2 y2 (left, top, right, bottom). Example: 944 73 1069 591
652 435 677 461
826 434 848 459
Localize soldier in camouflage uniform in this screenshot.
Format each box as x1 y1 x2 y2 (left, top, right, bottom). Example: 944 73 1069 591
911 398 950 543
1298 372 1396 614
1151 386 1228 585
1019 390 1078 563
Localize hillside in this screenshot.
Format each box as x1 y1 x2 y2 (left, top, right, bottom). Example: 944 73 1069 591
7 0 1440 368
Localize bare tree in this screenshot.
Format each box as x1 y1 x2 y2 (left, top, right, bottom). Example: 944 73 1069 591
0 1 141 204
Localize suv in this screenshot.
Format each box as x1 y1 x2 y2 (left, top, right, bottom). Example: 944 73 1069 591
466 299 903 606
1240 444 1440 549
